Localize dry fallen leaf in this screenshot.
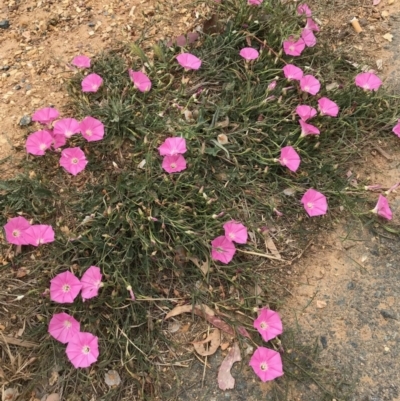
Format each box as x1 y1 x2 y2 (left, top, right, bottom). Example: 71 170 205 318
316 300 327 309
165 304 214 319
45 394 60 401
383 33 393 42
263 233 281 259
193 329 221 356
220 342 230 351
217 342 242 390
2 388 19 401
104 370 121 387
189 256 210 275
48 370 59 386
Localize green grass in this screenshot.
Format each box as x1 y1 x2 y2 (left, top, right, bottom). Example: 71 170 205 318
0 0 399 399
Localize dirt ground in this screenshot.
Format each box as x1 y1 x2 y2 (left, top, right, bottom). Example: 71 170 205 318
1 0 400 400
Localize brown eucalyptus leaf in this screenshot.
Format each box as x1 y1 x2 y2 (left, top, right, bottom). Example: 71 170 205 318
192 329 221 356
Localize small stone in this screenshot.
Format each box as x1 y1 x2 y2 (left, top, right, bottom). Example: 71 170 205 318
347 282 355 290
88 21 95 27
0 20 10 29
320 336 328 349
19 115 31 126
14 84 21 90
380 310 397 320
1 65 10 71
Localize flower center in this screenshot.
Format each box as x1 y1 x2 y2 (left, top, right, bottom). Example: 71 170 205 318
216 246 224 253
282 157 288 165
92 84 98 90
170 163 177 169
307 202 314 209
364 84 370 90
85 129 92 137
260 362 269 371
65 130 72 138
289 45 295 52
304 85 310 92
12 229 20 237
63 320 72 328
39 143 47 151
228 232 235 240
62 284 71 293
82 345 91 355
260 321 269 330
71 157 79 164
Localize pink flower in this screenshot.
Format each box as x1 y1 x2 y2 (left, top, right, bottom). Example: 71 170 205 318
283 38 305 57
295 105 317 121
50 132 67 150
248 0 262 4
3 216 31 245
54 118 81 138
211 236 236 264
299 120 320 136
300 75 320 95
80 116 105 142
297 3 312 17
249 347 284 382
176 53 202 70
301 28 316 47
32 107 59 125
71 55 91 68
66 332 99 368
318 97 339 117
305 18 320 32
279 146 301 172
223 221 248 244
81 73 103 92
371 194 392 220
253 309 283 342
268 80 277 91
24 224 55 246
127 285 135 301
355 72 382 91
239 47 259 61
50 271 82 304
282 64 303 81
26 130 53 156
162 154 187 173
128 70 152 92
48 312 80 344
392 120 400 138
60 147 88 175
158 137 187 156
81 266 103 301
301 188 328 217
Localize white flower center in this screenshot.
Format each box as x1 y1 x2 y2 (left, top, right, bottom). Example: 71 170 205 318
228 232 235 240
363 84 370 90
260 321 269 330
92 85 98 90
82 345 91 355
62 284 71 293
260 362 269 371
304 85 310 92
307 202 314 209
65 130 72 138
85 129 92 137
71 158 79 164
282 157 288 165
289 45 295 52
216 246 223 253
39 143 47 151
63 320 72 328
12 229 20 237
170 163 177 169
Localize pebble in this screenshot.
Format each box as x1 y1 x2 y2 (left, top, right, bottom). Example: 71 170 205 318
347 282 355 290
0 20 10 29
380 310 397 320
19 115 31 126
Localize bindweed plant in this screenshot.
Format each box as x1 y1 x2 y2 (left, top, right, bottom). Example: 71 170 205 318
1 0 400 399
